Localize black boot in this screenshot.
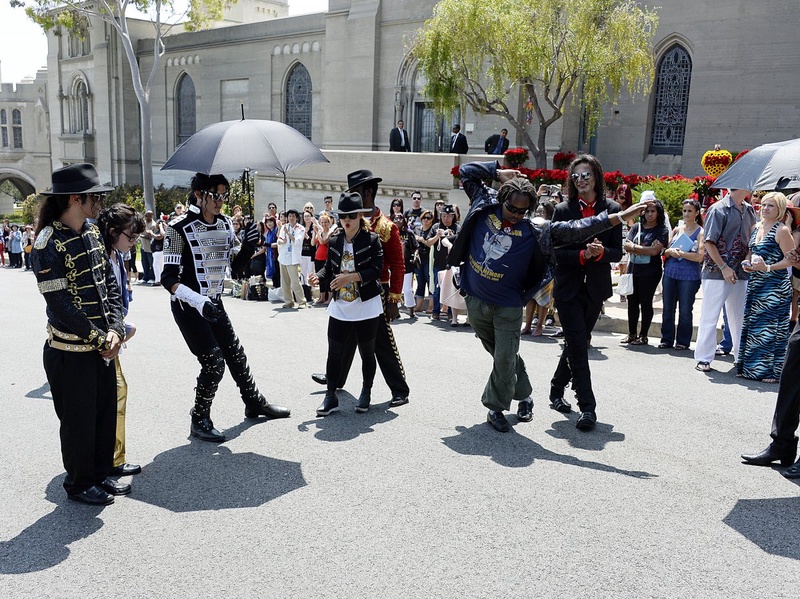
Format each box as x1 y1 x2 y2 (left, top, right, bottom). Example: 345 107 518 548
244 393 291 419
355 388 371 413
316 390 339 416
190 408 226 442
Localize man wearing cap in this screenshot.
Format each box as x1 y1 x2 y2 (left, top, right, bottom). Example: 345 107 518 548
693 188 756 372
162 173 290 442
311 169 410 408
450 160 648 433
32 163 130 505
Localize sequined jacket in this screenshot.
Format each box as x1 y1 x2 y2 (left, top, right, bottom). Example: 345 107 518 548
367 208 404 302
31 220 125 349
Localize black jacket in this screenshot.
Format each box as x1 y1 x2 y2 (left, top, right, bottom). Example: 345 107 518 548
316 228 383 302
450 132 469 154
484 134 509 155
552 197 622 303
389 127 411 151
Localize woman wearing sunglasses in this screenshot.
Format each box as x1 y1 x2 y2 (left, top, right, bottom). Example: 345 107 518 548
309 192 384 416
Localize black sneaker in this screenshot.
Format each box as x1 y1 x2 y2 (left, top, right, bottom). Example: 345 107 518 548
355 389 371 413
550 396 572 413
517 398 533 422
486 410 511 433
576 411 597 431
316 391 339 416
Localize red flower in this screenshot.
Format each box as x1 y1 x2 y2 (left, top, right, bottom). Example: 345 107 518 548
450 166 460 178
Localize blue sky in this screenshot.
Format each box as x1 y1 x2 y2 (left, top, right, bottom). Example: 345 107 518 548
0 0 328 84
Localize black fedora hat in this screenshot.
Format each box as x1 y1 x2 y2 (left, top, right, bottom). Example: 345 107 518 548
334 192 372 215
346 169 383 192
42 163 114 196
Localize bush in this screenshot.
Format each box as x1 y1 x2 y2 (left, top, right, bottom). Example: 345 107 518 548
21 193 43 225
633 178 696 226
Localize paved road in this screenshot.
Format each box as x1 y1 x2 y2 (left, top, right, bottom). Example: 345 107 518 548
1 266 798 598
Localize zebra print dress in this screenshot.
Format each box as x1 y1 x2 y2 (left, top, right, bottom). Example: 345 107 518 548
737 223 791 380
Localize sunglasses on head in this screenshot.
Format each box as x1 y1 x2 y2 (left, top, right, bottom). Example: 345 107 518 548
340 212 361 220
503 202 528 216
570 172 593 182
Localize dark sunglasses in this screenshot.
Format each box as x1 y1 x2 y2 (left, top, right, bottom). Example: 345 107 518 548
570 172 593 182
503 202 528 216
340 212 361 220
421 215 433 220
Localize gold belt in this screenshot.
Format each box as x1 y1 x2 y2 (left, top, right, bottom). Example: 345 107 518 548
46 324 95 352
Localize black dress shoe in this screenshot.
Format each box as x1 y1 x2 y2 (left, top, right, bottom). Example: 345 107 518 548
244 394 291 419
389 395 409 407
517 398 533 422
190 410 226 442
741 446 796 467
311 372 327 386
316 391 339 416
355 389 371 413
100 478 132 496
783 459 800 479
576 411 597 431
110 463 142 476
486 410 511 433
68 486 114 506
549 396 572 413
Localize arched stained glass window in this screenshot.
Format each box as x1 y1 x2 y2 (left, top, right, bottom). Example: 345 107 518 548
176 74 196 145
650 44 692 155
285 63 312 139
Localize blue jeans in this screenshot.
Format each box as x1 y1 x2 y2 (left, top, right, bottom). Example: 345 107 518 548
414 262 430 300
660 275 701 347
140 250 155 282
719 305 733 352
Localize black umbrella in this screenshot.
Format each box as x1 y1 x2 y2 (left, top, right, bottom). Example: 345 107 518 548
712 138 800 191
161 112 328 211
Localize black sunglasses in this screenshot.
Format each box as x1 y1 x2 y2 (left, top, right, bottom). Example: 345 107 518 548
503 202 528 216
340 212 361 220
570 172 593 182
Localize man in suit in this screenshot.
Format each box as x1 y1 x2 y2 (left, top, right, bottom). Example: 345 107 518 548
389 120 411 152
484 129 509 155
450 124 469 154
549 154 622 431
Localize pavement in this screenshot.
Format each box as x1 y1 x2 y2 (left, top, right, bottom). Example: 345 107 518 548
1 265 798 598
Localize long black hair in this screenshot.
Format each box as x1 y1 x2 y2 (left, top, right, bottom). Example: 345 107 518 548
96 203 146 253
567 154 605 203
35 196 71 235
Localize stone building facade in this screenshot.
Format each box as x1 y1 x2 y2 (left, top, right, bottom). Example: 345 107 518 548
2 0 799 206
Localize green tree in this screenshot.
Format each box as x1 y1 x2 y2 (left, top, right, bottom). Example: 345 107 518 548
412 0 658 168
13 0 231 213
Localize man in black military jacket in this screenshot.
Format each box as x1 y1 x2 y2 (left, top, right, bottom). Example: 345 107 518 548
32 163 129 505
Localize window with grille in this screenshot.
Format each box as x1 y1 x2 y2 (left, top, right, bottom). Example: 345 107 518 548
11 109 22 149
176 74 196 145
285 63 312 139
649 44 692 155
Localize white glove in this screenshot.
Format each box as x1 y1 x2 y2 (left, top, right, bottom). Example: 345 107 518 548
174 284 211 316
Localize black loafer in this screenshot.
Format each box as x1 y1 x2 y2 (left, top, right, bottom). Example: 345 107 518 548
576 411 597 431
311 372 327 386
110 463 142 476
68 486 114 506
389 395 409 408
244 395 291 419
550 396 572 413
486 410 511 433
190 410 226 442
783 459 800 479
100 478 132 496
517 398 533 422
742 446 796 467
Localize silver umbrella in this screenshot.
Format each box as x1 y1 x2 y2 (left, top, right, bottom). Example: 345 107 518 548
161 115 329 210
712 138 800 191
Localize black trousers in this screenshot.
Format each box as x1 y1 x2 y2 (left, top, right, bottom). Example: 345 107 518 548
333 285 409 397
771 322 800 451
551 284 603 413
43 343 116 494
171 298 259 409
326 316 380 392
628 273 662 337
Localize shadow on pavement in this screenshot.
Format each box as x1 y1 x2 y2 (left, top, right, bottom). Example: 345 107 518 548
132 421 306 512
297 398 399 442
545 417 625 451
0 475 105 574
441 424 656 478
723 497 800 560
25 381 51 400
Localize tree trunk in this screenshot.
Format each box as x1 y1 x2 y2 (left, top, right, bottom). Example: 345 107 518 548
140 97 155 214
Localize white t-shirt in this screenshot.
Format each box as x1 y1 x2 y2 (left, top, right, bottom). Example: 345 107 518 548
277 223 304 265
327 240 383 322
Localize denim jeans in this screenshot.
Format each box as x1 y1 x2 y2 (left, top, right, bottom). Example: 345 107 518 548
414 263 430 300
719 305 733 352
140 250 155 282
660 274 701 347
